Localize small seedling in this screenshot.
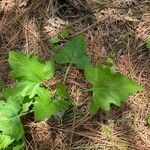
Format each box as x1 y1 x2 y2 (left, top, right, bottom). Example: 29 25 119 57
106 57 117 73
147 116 150 125
146 36 150 49
59 28 69 39
102 127 110 137
50 36 60 44
50 28 69 45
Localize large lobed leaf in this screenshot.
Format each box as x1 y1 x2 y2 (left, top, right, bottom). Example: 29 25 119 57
84 64 142 114
7 51 55 99
54 35 90 69
0 99 24 141
3 81 40 100
8 51 54 82
34 84 69 121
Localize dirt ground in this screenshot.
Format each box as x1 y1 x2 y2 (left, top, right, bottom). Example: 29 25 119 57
0 0 150 150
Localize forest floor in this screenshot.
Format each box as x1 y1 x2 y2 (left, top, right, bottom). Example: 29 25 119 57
0 0 150 149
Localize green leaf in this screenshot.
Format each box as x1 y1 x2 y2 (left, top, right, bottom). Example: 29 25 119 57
102 127 110 137
15 81 40 99
54 35 90 69
50 36 60 44
3 81 40 99
59 28 69 39
84 64 141 114
12 142 24 150
147 116 150 125
106 57 117 73
0 100 24 140
34 86 69 121
34 88 52 120
21 97 33 113
7 51 55 101
6 141 25 150
2 86 19 99
8 51 54 82
106 57 113 65
146 37 150 49
56 83 68 99
0 134 13 149
2 84 34 114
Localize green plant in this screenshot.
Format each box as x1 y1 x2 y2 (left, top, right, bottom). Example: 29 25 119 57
84 63 141 114
0 99 24 149
102 126 110 137
147 116 150 125
50 36 60 44
50 28 70 44
146 36 150 49
59 28 69 39
34 84 69 121
54 35 90 69
0 35 142 149
0 52 69 149
54 35 141 114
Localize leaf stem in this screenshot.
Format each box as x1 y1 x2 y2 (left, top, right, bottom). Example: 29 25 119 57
80 88 93 93
63 54 76 83
63 63 72 83
19 110 33 117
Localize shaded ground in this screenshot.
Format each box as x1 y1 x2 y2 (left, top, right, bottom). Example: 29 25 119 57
0 0 150 149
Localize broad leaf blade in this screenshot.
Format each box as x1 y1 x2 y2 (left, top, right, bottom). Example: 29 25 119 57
0 134 13 149
3 81 40 99
2 84 34 113
85 64 141 114
0 99 21 118
2 86 19 99
16 81 40 99
0 116 24 141
12 142 24 150
6 141 25 150
54 35 90 69
34 88 52 120
0 100 24 140
8 51 54 82
34 87 69 121
56 83 68 99
21 97 33 113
